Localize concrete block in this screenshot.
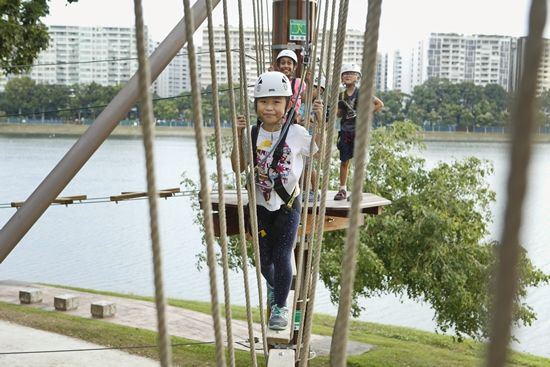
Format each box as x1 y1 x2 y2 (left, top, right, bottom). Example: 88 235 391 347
54 294 79 311
90 301 116 318
19 289 43 304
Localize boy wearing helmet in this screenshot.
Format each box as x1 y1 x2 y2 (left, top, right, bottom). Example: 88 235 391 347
276 49 307 114
231 71 319 330
334 63 384 201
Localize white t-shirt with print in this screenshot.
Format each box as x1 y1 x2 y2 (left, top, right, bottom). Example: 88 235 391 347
244 123 318 211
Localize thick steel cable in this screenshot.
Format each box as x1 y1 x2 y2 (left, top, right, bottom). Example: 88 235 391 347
298 0 344 364
251 0 262 72
237 0 269 359
205 0 236 365
221 0 259 365
132 1 173 366
182 0 226 366
330 1 382 365
486 1 546 366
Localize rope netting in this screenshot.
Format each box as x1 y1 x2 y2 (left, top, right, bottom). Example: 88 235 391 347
3 0 542 366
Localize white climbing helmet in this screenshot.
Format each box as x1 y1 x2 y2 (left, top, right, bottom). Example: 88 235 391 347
341 63 362 76
313 76 326 90
276 49 298 64
254 71 293 98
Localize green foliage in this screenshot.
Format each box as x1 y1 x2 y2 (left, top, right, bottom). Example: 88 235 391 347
0 0 50 74
0 0 78 75
153 99 179 120
184 111 548 343
375 90 410 127
321 121 549 340
405 78 509 129
0 78 124 120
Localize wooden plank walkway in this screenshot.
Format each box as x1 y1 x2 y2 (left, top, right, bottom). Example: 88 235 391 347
210 190 391 237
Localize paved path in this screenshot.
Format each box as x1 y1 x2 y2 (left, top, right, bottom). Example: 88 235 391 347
0 320 158 367
0 280 373 364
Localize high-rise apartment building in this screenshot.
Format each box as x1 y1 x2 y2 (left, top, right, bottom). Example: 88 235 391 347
199 26 268 89
153 43 194 98
392 50 404 92
425 33 517 91
392 43 427 94
375 52 389 92
198 27 385 90
0 25 154 91
514 36 550 94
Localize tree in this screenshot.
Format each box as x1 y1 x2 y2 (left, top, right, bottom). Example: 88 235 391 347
376 90 410 127
0 1 77 75
186 121 549 341
320 122 549 340
3 77 37 116
153 99 179 120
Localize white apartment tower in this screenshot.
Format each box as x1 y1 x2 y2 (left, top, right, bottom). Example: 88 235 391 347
392 42 427 94
375 52 389 92
425 33 516 91
198 27 382 89
392 50 404 91
514 36 550 94
0 25 154 91
36 25 151 86
153 44 193 97
199 26 269 89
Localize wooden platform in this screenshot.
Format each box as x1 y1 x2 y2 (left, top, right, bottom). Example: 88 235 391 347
210 190 391 237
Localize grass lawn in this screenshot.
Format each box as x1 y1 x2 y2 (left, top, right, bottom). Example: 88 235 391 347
1 285 548 367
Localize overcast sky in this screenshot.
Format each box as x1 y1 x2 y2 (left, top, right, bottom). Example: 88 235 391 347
44 0 539 52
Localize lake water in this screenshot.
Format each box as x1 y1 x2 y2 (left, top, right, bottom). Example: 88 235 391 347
0 135 549 358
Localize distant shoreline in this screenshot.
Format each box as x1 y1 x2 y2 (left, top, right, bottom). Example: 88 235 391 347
2 122 550 142
0 123 205 138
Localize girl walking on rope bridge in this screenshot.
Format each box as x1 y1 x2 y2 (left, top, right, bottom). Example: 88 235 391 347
334 63 384 201
231 71 320 330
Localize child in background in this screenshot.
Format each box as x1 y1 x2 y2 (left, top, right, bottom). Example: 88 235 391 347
231 71 319 330
297 75 326 202
276 49 307 115
334 63 384 201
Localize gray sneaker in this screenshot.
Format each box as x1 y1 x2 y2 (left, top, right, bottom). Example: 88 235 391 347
269 305 289 330
266 283 274 307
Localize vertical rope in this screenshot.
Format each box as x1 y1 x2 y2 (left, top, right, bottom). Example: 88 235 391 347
205 0 236 365
259 0 266 72
251 0 262 72
330 1 382 365
237 0 269 359
298 0 344 364
182 0 226 365
295 0 331 360
265 0 272 65
132 1 172 366
222 0 259 365
293 0 322 357
486 1 546 366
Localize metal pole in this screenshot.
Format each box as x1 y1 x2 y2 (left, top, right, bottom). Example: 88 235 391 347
0 0 221 263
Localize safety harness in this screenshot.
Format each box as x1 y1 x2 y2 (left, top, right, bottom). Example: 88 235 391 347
251 112 297 209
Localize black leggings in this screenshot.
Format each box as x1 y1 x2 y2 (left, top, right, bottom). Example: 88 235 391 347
256 202 301 307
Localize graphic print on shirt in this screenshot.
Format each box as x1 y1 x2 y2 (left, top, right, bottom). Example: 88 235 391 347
255 138 291 201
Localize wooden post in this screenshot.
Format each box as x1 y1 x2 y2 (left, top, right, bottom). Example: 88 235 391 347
271 0 318 75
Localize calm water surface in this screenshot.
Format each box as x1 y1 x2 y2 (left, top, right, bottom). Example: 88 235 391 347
0 135 548 357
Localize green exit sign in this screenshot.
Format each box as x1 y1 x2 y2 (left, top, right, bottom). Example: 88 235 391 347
289 19 307 41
